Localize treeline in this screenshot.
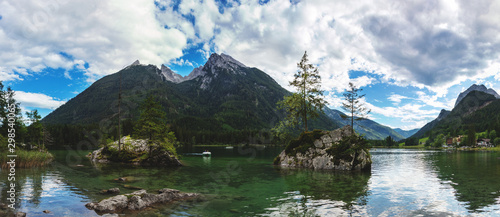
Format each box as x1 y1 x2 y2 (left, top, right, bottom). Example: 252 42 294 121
42 122 275 149
0 82 52 151
367 135 400 147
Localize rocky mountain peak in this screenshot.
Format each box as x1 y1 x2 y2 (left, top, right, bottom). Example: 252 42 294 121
185 66 206 80
131 60 141 66
159 64 184 83
454 84 500 107
205 53 246 74
437 109 450 121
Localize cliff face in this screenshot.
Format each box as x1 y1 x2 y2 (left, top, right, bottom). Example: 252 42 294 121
274 126 371 171
454 84 500 107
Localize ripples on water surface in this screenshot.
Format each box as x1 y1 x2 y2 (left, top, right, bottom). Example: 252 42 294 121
1 148 500 216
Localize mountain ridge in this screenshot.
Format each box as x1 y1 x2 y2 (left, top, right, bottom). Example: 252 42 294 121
412 89 499 139
454 84 500 107
43 53 415 143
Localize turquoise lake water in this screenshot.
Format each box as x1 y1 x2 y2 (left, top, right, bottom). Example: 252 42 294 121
2 147 500 216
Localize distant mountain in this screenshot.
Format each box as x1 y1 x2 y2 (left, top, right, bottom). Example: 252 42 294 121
42 53 337 144
324 108 407 141
411 109 451 138
412 90 499 138
454 84 500 107
393 128 419 138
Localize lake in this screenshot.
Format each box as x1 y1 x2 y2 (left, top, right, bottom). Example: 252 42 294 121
1 147 500 216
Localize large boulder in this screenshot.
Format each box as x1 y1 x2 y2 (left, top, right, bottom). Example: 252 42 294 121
85 189 200 214
274 126 371 171
87 136 182 166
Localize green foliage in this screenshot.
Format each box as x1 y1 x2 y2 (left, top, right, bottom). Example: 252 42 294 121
0 135 53 168
404 137 419 146
432 134 446 147
158 131 179 158
494 138 500 146
414 91 500 140
284 129 324 156
0 83 26 142
104 145 138 162
466 126 477 146
26 109 44 148
275 51 327 133
384 136 396 147
134 95 167 142
341 82 371 134
326 134 369 164
489 130 497 140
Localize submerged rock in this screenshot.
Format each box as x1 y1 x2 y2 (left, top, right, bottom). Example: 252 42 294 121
85 189 200 214
87 136 182 166
101 188 120 194
15 212 26 217
274 126 371 171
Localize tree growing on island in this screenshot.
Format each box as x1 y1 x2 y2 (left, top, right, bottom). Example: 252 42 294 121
341 82 371 134
134 95 172 155
273 51 327 136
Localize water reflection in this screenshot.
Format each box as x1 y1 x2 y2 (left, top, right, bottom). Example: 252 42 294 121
429 150 500 212
4 148 500 216
0 164 98 216
203 156 211 165
262 169 370 216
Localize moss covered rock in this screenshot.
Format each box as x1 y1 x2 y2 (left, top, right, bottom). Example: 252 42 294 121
274 126 371 171
87 136 182 166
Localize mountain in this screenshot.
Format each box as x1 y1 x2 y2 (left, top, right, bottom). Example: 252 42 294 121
42 53 337 144
324 108 407 140
411 109 451 138
393 128 419 138
412 90 498 139
454 84 500 107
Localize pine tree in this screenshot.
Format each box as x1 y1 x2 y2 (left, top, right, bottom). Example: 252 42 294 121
134 95 167 153
0 84 26 142
26 109 44 149
341 82 371 134
275 51 326 133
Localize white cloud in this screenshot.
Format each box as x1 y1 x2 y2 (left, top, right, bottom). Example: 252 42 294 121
366 100 441 130
14 91 66 110
388 94 408 105
3 0 500 130
154 0 500 98
0 0 188 82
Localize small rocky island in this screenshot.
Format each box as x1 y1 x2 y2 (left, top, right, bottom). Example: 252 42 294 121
87 136 182 166
86 188 200 214
274 126 371 171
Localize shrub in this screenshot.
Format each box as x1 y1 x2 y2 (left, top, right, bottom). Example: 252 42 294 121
326 134 369 164
284 130 324 156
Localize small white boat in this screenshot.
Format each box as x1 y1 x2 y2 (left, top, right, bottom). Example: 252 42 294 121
225 146 234 149
202 151 211 157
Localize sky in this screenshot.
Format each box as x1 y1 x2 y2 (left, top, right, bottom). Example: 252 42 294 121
1 0 500 130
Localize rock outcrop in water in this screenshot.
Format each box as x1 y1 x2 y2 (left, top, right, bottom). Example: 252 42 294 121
274 126 371 171
85 189 200 214
87 136 182 166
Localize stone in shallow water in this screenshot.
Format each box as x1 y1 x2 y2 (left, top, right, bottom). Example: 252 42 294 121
85 189 201 213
